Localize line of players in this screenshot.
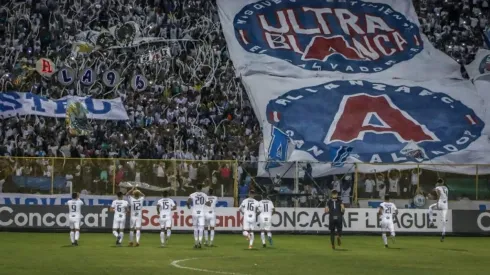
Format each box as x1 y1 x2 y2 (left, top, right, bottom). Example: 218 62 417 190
66 184 276 249
66 180 448 248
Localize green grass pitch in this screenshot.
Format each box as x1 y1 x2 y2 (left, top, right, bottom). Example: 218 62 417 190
0 233 488 275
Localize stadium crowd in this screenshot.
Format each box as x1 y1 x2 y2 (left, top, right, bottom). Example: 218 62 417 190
0 0 489 200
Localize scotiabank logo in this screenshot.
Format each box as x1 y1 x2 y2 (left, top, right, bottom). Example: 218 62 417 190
141 209 243 229
0 206 109 228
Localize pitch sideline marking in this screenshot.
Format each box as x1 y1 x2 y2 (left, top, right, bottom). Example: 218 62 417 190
170 257 250 275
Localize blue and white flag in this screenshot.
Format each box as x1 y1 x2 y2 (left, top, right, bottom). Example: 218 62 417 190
0 92 129 120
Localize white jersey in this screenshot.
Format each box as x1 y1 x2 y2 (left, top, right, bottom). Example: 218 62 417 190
157 198 176 218
436 186 449 204
111 199 129 218
129 196 145 218
379 202 397 220
258 200 274 218
67 199 84 219
206 196 218 214
189 192 208 216
240 198 259 220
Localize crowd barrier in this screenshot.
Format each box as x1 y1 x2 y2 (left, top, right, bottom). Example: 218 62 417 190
0 206 488 235
2 157 490 205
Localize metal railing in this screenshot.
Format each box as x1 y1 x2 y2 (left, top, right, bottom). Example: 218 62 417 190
2 157 489 206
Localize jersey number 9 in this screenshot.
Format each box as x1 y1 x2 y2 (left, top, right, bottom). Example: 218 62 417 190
71 205 76 212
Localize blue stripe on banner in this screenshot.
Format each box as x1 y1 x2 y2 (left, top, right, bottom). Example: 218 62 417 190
12 176 66 191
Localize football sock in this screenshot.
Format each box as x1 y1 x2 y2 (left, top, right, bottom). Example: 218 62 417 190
70 231 75 243
204 230 209 242
249 232 254 246
136 230 140 243
113 231 118 238
194 228 198 242
160 232 165 244
330 232 335 246
119 232 124 242
167 229 171 239
261 232 266 244
75 231 80 241
382 233 388 245
129 231 134 242
210 230 215 242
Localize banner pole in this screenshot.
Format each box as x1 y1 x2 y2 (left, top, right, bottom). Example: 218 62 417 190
234 160 238 207
112 159 116 195
354 163 358 204
476 165 479 200
417 164 420 193
50 158 55 195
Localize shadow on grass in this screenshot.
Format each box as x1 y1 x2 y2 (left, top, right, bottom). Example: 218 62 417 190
334 248 349 251
440 248 469 252
60 245 75 248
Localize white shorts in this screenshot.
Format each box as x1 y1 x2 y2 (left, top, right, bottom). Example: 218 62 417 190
243 217 256 231
381 218 395 233
113 216 126 230
192 214 205 227
130 216 142 229
69 216 81 230
205 212 216 227
259 215 272 231
159 218 172 229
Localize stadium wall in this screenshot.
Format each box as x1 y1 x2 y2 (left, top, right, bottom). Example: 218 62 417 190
0 205 488 236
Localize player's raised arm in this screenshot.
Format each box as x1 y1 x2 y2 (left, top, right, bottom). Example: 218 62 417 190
126 187 136 196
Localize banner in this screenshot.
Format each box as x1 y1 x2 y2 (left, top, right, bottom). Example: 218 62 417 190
0 205 453 233
452 211 490 233
464 49 490 80
0 194 234 208
217 0 461 81
0 92 129 120
241 75 490 176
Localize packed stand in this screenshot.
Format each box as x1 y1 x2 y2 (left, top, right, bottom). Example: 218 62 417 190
1 0 490 202
0 0 260 195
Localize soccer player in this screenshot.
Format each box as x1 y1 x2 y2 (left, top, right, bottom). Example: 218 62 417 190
204 188 218 247
239 190 260 249
187 184 209 248
325 190 345 250
127 187 145 247
67 192 84 246
378 195 398 248
157 191 177 247
428 178 449 241
258 196 275 248
110 192 129 246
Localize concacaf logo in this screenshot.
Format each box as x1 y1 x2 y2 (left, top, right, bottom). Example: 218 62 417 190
234 0 424 74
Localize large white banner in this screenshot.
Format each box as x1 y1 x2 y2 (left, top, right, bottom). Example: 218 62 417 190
241 75 490 176
139 207 452 233
0 92 129 120
218 0 461 81
0 193 234 208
